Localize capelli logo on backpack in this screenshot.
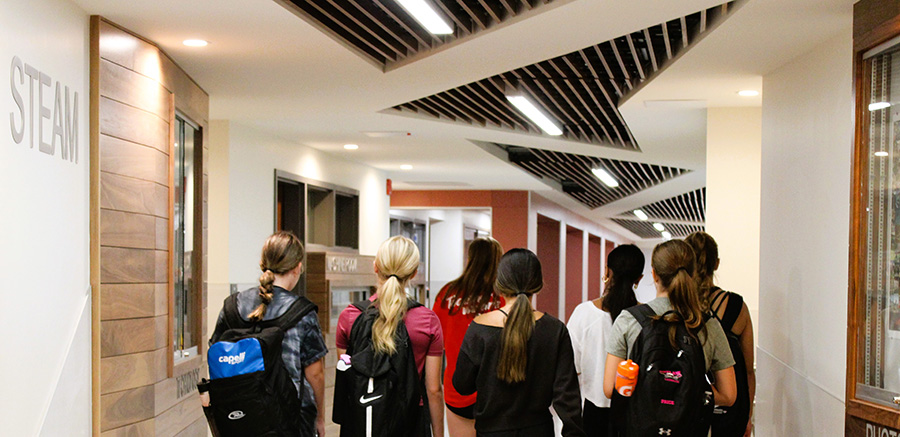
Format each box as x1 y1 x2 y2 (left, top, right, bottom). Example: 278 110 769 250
228 410 245 420
218 352 246 365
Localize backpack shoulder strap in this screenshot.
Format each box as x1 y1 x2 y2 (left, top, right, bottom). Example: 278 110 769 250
264 296 318 332
406 298 423 310
720 292 744 333
710 287 728 315
625 304 656 329
222 293 249 330
352 299 372 313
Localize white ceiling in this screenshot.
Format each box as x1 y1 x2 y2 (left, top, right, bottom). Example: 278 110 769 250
71 0 855 240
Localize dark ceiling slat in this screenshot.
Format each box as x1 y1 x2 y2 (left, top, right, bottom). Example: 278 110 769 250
643 28 659 72
497 0 518 18
416 97 454 120
608 40 634 90
425 95 474 123
406 100 440 118
327 0 409 58
625 34 646 81
371 0 433 50
346 0 418 54
432 0 473 35
516 69 587 141
454 0 489 30
302 0 400 61
440 90 494 126
590 46 624 97
547 59 613 144
537 62 606 144
468 82 531 131
535 151 613 206
566 54 625 147
482 77 541 132
447 88 505 127
476 0 503 25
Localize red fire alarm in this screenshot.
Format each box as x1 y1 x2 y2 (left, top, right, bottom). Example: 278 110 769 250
386 178 392 196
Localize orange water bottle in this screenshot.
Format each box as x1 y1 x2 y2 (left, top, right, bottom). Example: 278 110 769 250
615 359 639 397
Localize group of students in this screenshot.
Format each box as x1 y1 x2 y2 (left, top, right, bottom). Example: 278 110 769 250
202 230 754 437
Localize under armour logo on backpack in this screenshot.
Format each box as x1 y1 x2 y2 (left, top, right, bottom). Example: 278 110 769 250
659 429 672 436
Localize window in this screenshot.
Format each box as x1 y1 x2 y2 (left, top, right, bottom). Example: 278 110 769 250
173 115 199 361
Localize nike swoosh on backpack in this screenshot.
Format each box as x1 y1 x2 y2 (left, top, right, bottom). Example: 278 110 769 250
359 394 383 404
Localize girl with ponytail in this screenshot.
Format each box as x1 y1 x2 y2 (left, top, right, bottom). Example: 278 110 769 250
603 239 737 410
685 232 755 437
335 236 445 437
210 231 328 437
453 249 585 437
567 244 644 436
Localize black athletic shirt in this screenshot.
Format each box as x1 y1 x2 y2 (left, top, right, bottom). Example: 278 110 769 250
452 314 585 436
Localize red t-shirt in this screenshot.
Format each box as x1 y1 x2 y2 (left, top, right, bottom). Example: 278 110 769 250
336 295 444 377
432 284 504 408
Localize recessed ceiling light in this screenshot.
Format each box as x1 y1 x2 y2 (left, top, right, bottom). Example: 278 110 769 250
869 102 892 111
634 209 649 221
591 167 619 188
343 144 359 150
505 94 563 136
661 231 672 240
183 39 209 47
396 0 453 35
737 90 759 97
400 164 413 170
875 151 889 157
653 223 665 232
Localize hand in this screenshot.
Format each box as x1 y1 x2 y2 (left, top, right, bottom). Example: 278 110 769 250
743 419 753 437
316 417 326 437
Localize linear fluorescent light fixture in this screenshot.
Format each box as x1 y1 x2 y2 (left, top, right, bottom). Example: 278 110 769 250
591 167 619 188
870 102 892 111
396 0 453 35
634 209 649 221
505 91 563 136
661 231 672 240
653 223 665 232
876 151 889 157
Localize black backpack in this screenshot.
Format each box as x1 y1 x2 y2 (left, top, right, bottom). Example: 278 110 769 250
206 293 317 437
709 289 751 436
622 304 714 437
333 298 430 437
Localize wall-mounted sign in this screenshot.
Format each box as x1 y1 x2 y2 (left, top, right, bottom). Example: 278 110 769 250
8 56 78 163
327 256 359 273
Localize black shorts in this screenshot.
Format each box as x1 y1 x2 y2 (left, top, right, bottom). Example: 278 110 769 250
446 403 475 420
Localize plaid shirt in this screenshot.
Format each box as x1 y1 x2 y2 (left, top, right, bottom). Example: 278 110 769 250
211 286 328 409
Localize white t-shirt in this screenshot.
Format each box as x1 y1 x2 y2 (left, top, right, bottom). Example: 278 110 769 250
566 301 613 408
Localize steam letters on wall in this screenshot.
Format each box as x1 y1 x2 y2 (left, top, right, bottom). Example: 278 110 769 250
8 56 78 163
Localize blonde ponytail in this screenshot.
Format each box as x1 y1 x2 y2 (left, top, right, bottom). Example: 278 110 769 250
372 236 420 355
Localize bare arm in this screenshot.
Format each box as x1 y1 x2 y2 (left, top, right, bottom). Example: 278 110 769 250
603 354 624 399
425 355 444 437
304 358 326 437
712 366 737 407
736 304 755 436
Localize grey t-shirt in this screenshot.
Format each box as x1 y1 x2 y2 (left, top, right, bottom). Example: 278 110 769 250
605 297 735 372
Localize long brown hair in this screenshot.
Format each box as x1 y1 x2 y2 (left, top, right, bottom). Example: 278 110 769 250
372 236 420 355
249 231 304 321
684 232 718 310
651 240 705 348
601 244 644 321
442 237 503 316
495 249 543 384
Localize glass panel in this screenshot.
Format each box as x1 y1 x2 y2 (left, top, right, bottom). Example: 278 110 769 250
860 41 900 407
173 115 198 360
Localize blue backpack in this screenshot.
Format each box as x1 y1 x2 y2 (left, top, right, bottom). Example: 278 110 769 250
207 293 317 436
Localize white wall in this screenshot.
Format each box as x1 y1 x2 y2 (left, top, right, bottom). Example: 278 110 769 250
0 0 91 434
227 121 390 284
706 106 762 338
756 29 852 435
207 120 230 339
428 210 465 296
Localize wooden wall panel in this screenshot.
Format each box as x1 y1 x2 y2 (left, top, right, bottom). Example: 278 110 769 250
101 348 167 394
101 283 166 320
96 17 209 435
100 135 168 186
100 385 156 431
100 316 167 357
100 98 169 153
100 172 168 217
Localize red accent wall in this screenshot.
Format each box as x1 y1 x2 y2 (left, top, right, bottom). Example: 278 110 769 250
390 190 528 251
565 226 583 320
588 235 603 300
536 215 560 317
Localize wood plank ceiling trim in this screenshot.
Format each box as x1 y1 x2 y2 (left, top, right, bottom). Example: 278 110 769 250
498 144 690 209
389 1 737 148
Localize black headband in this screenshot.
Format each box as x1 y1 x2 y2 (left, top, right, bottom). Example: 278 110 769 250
388 274 402 281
